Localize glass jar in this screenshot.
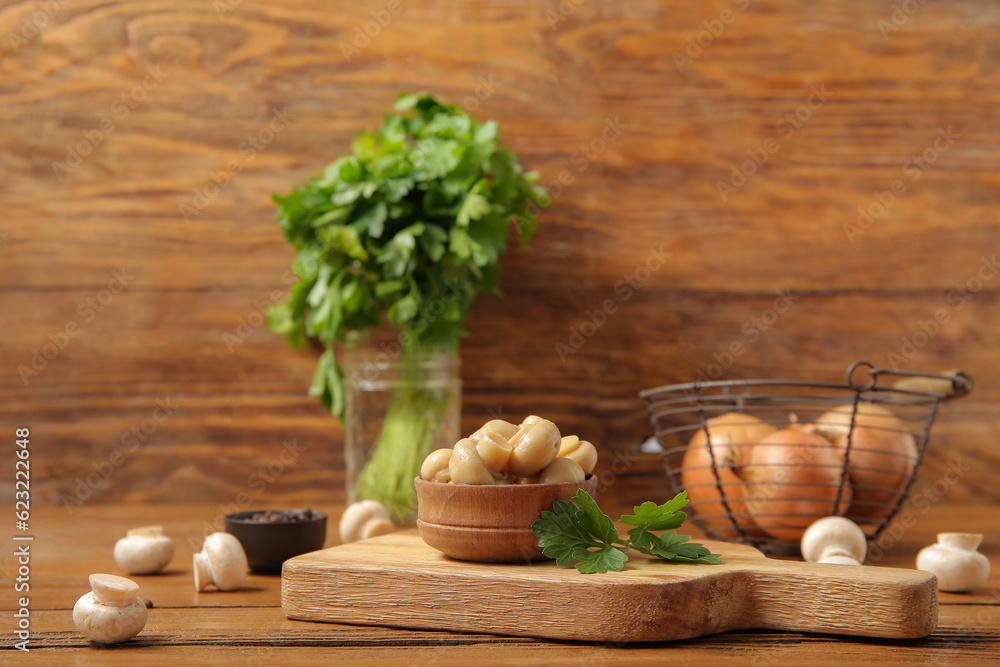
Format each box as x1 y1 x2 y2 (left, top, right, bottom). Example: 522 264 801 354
342 347 461 524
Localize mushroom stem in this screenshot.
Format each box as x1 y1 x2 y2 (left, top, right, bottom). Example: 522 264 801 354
937 533 983 551
193 552 213 592
126 525 166 538
800 516 867 565
193 533 249 592
89 573 139 607
819 554 863 565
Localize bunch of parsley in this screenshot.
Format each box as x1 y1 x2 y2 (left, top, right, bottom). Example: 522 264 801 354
267 93 548 518
532 491 722 573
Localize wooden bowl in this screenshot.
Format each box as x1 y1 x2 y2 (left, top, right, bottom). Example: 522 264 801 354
415 476 598 563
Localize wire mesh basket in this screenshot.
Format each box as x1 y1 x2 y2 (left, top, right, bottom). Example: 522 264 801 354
640 361 972 554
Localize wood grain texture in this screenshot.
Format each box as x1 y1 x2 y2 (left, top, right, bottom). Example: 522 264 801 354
413 476 599 562
1 0 999 510
1 504 996 665
282 530 937 641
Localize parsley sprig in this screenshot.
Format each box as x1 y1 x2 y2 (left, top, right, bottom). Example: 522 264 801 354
531 490 722 574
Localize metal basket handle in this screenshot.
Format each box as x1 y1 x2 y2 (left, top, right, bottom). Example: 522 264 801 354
846 361 973 400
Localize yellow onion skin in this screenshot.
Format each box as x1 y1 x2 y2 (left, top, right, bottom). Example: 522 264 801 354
812 404 916 522
741 429 852 542
680 413 775 537
684 412 776 469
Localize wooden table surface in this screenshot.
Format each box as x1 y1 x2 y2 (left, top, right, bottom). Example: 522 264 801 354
3 504 997 665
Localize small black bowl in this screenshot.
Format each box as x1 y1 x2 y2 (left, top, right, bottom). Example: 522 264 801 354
224 509 328 574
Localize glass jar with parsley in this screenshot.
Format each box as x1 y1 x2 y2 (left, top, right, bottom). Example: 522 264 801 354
268 93 548 522
341 343 460 521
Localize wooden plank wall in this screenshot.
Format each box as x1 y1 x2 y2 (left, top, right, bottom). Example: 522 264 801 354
1 0 998 514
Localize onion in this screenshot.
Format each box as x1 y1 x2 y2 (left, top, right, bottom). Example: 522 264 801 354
741 429 852 541
680 413 775 536
685 412 776 469
812 404 917 522
680 462 759 536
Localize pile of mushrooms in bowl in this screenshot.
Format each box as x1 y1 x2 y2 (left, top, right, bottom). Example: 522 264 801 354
414 415 599 562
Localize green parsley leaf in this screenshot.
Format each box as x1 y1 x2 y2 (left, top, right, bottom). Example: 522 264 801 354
571 546 629 574
624 525 659 553
532 490 722 574
532 491 628 574
354 201 387 238
628 527 722 564
620 492 689 531
419 224 448 261
533 498 598 567
647 531 724 564
311 206 353 229
570 489 622 547
456 192 492 227
374 280 406 298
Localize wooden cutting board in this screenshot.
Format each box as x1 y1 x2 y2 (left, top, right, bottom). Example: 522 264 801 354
281 530 937 642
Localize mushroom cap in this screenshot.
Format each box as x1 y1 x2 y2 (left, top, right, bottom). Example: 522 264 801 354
420 449 453 483
339 499 392 543
519 415 543 428
449 438 501 485
800 516 867 563
114 527 175 575
509 419 561 477
194 532 248 592
470 419 519 442
538 457 586 484
72 574 148 643
558 438 598 475
475 431 513 474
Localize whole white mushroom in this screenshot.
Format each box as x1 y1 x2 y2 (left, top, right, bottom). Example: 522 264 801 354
73 573 149 644
193 532 248 592
801 516 867 565
339 500 396 543
916 533 991 592
114 526 174 575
